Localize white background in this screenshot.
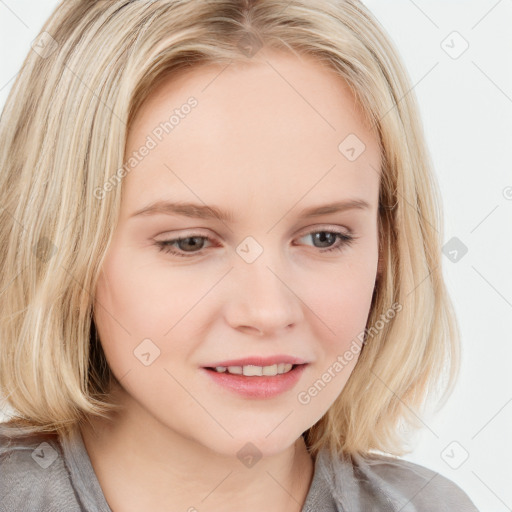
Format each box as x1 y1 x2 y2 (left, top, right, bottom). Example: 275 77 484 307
1 1 511 510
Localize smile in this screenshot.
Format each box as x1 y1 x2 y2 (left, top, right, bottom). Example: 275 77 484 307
202 363 308 399
209 363 295 376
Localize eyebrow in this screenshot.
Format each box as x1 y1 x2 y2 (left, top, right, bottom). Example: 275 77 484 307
129 198 371 222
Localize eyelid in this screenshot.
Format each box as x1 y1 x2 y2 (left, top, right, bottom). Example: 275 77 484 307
154 224 352 243
154 228 213 241
155 224 357 260
295 223 353 237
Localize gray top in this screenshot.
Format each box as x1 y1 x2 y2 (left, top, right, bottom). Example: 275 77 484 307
0 426 480 511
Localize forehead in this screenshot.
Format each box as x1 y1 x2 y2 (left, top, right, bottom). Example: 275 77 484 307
122 50 381 218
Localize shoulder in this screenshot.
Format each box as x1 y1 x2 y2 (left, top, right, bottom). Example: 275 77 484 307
318 449 480 511
0 428 82 512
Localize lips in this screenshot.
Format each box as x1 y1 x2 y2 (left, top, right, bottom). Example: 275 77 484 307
202 355 308 368
201 362 308 398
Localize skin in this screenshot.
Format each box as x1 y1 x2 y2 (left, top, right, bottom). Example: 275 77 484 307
81 48 382 512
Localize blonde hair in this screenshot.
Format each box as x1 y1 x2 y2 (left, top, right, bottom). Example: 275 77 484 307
0 0 460 458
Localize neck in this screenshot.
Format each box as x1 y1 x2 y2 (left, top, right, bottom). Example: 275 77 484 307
80 388 314 512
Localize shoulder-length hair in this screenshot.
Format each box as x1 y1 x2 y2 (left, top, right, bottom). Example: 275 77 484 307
0 0 460 458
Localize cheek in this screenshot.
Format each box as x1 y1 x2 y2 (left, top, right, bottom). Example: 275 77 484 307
324 280 374 340
92 251 209 379
303 251 377 340
92 255 167 375
94 250 185 336
92 270 135 377
293 261 375 416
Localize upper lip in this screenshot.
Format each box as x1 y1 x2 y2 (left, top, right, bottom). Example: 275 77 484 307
203 355 309 368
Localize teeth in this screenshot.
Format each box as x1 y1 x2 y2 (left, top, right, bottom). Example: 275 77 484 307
243 365 262 376
213 363 294 376
262 364 278 376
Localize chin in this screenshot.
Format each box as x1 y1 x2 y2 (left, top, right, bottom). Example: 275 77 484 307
205 429 301 461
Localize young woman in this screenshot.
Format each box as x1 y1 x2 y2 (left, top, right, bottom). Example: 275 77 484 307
0 1 479 510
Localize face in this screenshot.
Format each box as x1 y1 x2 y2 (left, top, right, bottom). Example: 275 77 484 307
93 49 382 458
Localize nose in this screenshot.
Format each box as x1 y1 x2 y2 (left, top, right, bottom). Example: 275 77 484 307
224 256 304 336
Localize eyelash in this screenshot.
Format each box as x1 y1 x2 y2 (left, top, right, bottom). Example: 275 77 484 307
155 229 355 258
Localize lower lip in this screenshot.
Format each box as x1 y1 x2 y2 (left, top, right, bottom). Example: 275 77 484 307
201 364 308 399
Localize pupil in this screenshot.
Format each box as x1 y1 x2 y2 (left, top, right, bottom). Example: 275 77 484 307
315 232 334 248
179 237 203 252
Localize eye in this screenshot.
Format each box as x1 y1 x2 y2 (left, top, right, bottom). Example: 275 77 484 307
295 229 355 254
154 228 356 258
155 233 216 258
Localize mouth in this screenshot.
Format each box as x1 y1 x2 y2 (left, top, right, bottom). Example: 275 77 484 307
204 363 304 377
201 363 309 399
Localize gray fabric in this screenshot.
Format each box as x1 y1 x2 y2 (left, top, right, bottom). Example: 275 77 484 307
0 427 479 511
302 448 481 511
